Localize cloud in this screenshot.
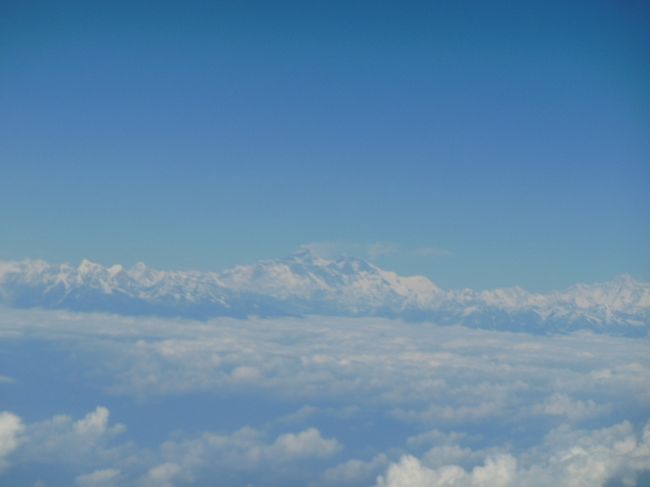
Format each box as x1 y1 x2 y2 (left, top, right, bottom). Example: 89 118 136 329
141 463 183 487
2 404 342 486
377 454 517 487
158 426 340 473
17 406 128 470
1 307 648 424
74 407 118 436
299 241 400 260
5 402 649 487
321 454 389 486
532 393 611 422
375 421 650 487
75 468 120 487
0 307 648 486
272 428 340 459
298 241 451 260
0 412 23 471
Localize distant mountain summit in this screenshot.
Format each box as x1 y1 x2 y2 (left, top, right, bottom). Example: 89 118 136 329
0 252 648 335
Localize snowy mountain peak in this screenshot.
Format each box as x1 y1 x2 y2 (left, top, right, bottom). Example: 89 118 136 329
0 256 647 335
78 258 103 274
108 264 124 276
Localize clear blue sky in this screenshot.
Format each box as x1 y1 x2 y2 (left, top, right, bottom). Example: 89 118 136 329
1 0 648 290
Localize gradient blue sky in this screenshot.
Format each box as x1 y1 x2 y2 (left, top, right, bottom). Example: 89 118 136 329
1 0 648 290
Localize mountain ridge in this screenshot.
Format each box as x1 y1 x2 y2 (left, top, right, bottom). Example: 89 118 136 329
0 252 648 335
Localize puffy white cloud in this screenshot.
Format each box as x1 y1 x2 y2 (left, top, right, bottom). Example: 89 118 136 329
272 428 340 459
1 404 342 486
141 463 182 487
74 407 114 436
376 454 517 487
75 468 120 487
157 426 340 473
321 454 389 486
375 421 650 487
0 411 23 471
378 455 468 487
16 406 128 471
532 393 611 422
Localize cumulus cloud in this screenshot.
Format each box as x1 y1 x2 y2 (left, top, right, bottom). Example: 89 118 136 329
377 454 517 487
321 454 389 486
375 421 650 487
75 468 120 487
16 406 128 471
0 412 23 471
157 426 340 475
532 393 611 422
273 428 341 459
141 463 183 487
74 407 117 436
1 404 342 487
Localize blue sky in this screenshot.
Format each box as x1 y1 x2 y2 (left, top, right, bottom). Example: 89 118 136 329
1 0 648 290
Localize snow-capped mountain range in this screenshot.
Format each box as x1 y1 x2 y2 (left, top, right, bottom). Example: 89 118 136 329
0 250 648 335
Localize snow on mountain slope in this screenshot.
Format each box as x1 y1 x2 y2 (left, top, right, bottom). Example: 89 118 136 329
219 249 442 312
0 251 648 335
0 258 234 318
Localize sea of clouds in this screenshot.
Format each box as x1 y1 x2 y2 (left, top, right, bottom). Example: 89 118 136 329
0 306 648 486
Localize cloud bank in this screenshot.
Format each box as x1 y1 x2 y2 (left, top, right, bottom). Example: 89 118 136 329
0 306 648 485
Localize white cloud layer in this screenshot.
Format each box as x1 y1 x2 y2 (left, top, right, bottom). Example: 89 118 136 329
0 307 648 485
